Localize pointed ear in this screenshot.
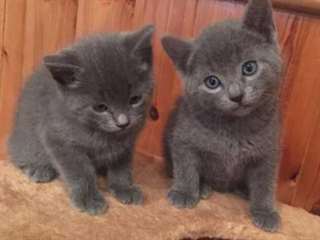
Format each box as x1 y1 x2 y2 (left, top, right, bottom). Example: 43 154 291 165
125 25 155 71
161 36 194 73
43 51 83 88
242 0 276 42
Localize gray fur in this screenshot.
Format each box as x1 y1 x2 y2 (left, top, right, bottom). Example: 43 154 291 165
162 0 282 232
8 25 154 215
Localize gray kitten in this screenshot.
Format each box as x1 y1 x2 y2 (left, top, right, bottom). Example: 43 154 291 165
8 25 154 215
162 0 282 232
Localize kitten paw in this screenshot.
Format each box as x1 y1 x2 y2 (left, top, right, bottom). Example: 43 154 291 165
109 184 143 205
251 209 281 232
167 190 199 208
71 191 107 215
23 165 58 183
200 183 212 199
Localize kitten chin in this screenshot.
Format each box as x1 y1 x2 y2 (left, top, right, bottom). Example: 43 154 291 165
163 0 282 233
8 25 154 215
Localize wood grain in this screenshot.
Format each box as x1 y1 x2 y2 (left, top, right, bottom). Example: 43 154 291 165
76 0 135 38
0 0 26 160
0 0 78 160
236 0 320 16
278 16 320 209
22 0 78 79
0 0 6 109
273 0 320 16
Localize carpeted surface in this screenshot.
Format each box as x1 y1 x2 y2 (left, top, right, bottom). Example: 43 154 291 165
0 154 319 240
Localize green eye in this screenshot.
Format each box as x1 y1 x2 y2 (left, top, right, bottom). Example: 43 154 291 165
204 75 221 90
93 104 108 113
242 61 258 76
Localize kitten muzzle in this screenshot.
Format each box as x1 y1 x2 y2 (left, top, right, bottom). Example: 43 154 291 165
115 113 130 129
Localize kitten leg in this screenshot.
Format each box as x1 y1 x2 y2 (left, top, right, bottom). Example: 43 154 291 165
44 138 107 215
8 133 58 183
108 151 143 205
233 182 249 200
23 163 58 183
200 181 212 199
168 147 200 208
247 160 280 232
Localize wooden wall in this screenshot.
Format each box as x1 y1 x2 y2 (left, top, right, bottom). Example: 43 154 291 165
0 0 320 213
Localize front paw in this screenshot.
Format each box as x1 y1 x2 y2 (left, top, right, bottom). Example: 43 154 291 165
109 184 143 205
71 191 107 215
251 209 281 232
167 190 199 209
200 183 212 199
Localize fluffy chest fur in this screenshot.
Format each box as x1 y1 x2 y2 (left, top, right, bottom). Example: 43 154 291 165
44 114 137 165
169 99 279 189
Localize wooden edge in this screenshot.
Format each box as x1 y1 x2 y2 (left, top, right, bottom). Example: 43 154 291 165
230 0 320 16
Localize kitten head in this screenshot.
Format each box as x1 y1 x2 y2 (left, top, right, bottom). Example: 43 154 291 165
44 25 154 133
162 0 282 117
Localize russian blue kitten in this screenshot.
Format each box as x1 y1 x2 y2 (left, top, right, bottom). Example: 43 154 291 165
162 0 282 232
8 25 154 215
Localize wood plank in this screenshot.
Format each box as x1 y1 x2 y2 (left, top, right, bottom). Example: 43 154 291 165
136 0 201 157
0 0 6 111
235 0 320 16
22 0 78 79
133 0 163 157
273 0 320 16
278 16 320 205
0 0 78 160
76 0 135 38
276 12 306 204
302 119 320 210
0 0 26 160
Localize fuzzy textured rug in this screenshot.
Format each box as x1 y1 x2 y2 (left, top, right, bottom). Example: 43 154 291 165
0 154 319 240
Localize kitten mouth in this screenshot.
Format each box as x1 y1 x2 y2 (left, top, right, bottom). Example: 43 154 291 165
230 104 253 116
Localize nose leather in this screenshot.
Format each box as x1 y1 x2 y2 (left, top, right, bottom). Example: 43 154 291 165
115 113 129 128
229 83 243 103
230 94 244 103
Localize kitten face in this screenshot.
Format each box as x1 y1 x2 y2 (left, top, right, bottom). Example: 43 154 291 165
184 23 281 117
44 25 154 132
162 0 282 117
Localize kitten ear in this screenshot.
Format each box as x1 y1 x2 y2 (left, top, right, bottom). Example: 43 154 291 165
161 36 194 73
242 0 276 42
125 25 155 71
43 51 84 88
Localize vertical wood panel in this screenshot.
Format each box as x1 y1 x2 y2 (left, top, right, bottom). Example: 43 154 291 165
0 0 6 105
134 0 201 158
22 0 78 79
278 17 320 206
0 0 26 160
0 0 78 160
133 0 161 157
276 13 307 203
76 0 135 38
287 21 320 209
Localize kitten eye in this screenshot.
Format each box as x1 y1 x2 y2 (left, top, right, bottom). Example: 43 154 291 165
129 95 143 107
242 61 258 76
93 104 108 113
204 75 221 90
